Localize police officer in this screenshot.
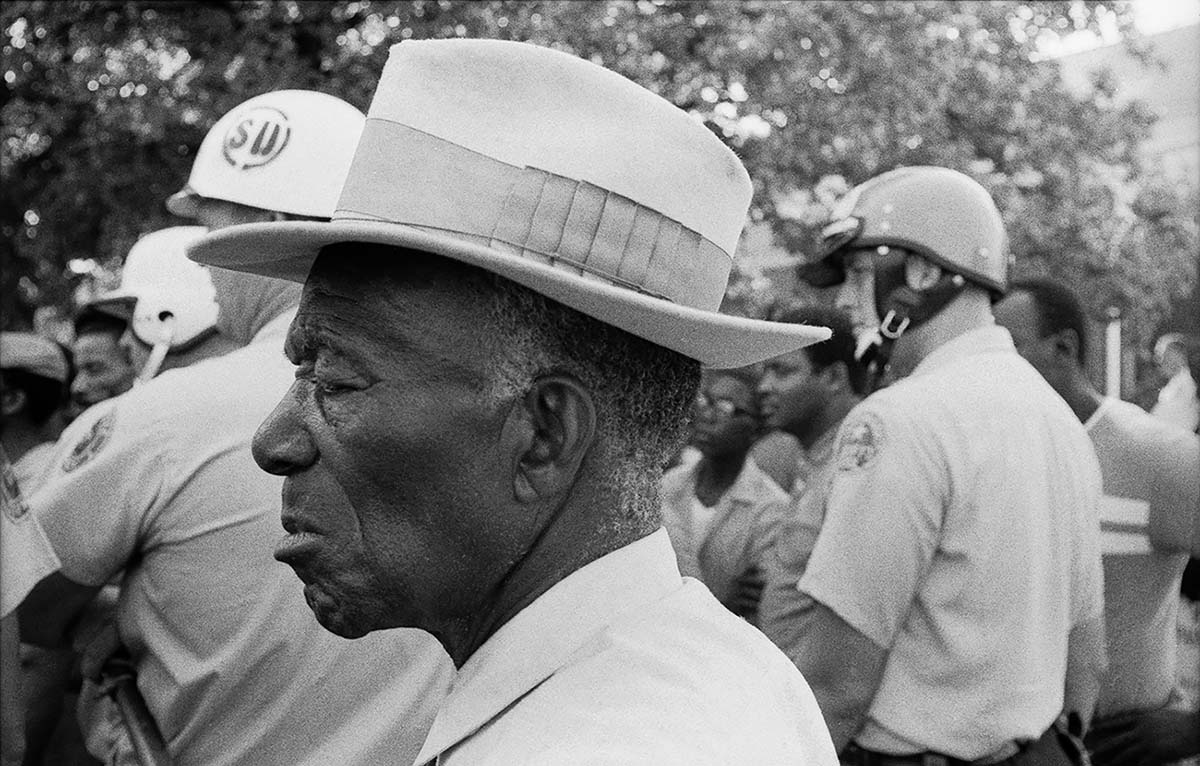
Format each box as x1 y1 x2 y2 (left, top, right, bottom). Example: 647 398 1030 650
20 90 452 766
81 226 238 387
789 166 1105 764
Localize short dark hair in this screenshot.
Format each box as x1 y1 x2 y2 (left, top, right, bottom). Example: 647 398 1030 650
1 368 68 425
770 304 868 395
1009 278 1089 364
74 310 128 341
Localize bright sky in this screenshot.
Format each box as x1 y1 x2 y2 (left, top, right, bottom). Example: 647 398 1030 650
1048 0 1200 56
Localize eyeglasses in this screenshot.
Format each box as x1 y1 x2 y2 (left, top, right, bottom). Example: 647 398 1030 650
694 392 755 419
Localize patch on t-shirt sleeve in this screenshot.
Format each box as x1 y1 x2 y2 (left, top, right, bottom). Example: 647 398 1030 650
835 412 884 472
61 411 116 473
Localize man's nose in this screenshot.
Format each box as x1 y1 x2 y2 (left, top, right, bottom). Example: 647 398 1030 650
834 280 858 312
252 392 317 476
758 372 778 397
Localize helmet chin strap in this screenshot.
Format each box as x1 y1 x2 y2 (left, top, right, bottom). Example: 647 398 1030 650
854 249 968 389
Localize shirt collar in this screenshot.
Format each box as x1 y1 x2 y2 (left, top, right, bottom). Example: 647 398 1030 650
907 322 1013 379
414 529 682 764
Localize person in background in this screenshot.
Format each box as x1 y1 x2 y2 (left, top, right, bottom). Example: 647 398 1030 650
757 306 868 654
194 38 838 764
0 334 84 766
789 166 1104 763
0 333 71 490
19 89 453 766
758 305 868 498
84 226 239 387
660 368 788 623
69 313 135 417
2 445 62 766
1151 332 1199 433
995 278 1200 766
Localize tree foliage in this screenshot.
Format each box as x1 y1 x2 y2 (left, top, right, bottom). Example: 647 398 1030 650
2 0 1195 352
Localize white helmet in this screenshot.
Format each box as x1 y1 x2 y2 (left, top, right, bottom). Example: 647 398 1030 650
802 166 1009 294
88 226 217 351
167 90 366 220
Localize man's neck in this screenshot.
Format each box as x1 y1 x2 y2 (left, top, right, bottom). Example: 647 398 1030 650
695 450 746 498
890 291 992 377
436 481 651 668
1057 374 1104 424
798 394 860 450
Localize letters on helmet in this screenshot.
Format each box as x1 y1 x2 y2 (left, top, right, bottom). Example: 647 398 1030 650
222 106 292 170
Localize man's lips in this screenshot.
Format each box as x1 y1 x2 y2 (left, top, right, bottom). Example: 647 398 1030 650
275 512 322 564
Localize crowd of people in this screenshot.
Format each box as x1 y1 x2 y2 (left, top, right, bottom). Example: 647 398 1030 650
1 35 1198 766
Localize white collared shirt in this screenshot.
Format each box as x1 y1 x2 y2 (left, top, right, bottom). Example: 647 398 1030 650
416 529 837 765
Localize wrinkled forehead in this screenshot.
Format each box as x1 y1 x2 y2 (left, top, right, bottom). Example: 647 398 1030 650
294 249 495 361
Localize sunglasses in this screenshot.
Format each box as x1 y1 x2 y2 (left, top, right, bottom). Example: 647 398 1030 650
694 392 756 419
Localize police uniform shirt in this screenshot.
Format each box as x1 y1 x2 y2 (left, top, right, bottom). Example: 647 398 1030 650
1086 396 1200 716
414 529 839 766
1 449 59 619
30 312 453 766
798 324 1104 760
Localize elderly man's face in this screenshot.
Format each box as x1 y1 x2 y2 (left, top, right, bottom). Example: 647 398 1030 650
252 252 527 640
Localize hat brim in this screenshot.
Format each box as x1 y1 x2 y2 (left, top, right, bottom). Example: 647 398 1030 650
166 187 199 219
189 220 830 368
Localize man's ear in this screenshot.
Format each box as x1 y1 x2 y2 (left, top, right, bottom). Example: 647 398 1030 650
508 375 597 504
1 387 26 419
904 255 943 291
1051 328 1081 364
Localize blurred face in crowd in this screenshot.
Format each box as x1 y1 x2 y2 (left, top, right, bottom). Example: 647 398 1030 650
118 329 153 380
758 349 827 441
252 250 533 643
71 331 135 409
689 374 759 460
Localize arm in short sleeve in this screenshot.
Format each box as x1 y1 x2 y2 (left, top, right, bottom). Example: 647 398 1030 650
29 400 168 588
1067 440 1105 727
1147 430 1200 556
787 596 889 752
1064 612 1105 730
758 470 834 655
797 403 948 648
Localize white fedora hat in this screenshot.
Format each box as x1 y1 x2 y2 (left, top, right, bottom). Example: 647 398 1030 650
188 38 829 367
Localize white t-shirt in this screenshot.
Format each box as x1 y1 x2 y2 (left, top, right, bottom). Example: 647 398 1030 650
799 325 1104 760
415 529 838 766
31 312 453 766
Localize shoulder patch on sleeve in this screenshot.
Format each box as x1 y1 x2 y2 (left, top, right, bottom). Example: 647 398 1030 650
61 410 116 473
835 411 885 472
